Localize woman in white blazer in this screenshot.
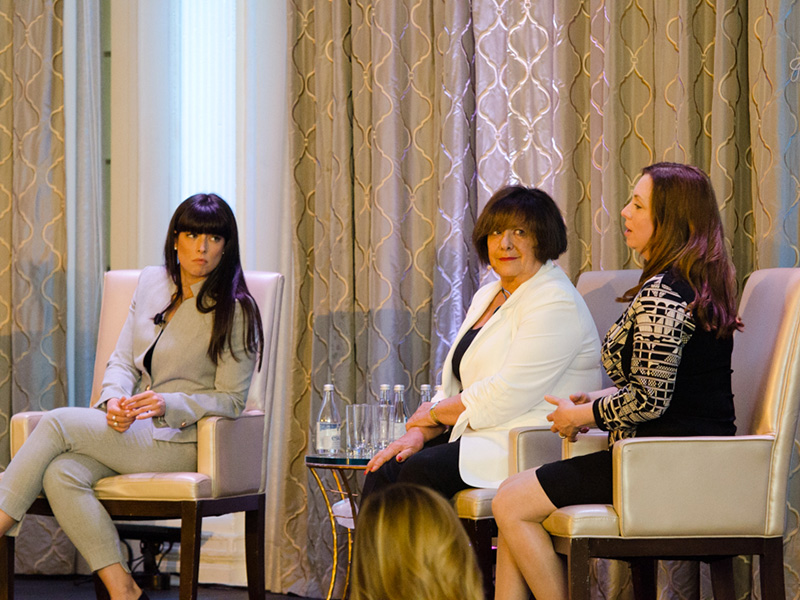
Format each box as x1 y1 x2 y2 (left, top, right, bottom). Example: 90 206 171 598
363 186 602 498
0 194 263 600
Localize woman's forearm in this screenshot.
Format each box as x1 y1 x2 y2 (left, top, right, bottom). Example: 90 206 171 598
430 394 465 426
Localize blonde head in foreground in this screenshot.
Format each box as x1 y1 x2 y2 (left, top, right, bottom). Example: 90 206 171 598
350 483 483 600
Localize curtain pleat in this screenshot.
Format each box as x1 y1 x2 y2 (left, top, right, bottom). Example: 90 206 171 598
0 0 74 576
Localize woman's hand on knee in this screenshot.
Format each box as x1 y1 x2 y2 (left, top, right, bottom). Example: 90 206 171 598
106 398 134 433
366 428 425 472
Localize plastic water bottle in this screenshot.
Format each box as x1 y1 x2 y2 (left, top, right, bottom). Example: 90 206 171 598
316 384 341 455
392 384 408 440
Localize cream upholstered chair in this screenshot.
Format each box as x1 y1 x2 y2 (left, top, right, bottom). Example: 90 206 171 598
536 268 800 600
454 269 641 597
575 269 641 387
0 269 284 600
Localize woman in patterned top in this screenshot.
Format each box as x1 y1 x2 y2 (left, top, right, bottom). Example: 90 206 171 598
491 163 741 600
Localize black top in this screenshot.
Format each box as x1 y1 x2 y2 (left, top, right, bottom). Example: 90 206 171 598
452 326 482 386
593 270 736 442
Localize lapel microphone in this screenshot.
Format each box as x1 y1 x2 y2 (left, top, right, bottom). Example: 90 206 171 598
153 312 166 326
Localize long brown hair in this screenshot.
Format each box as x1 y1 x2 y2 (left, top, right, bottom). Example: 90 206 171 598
622 163 741 338
163 194 263 365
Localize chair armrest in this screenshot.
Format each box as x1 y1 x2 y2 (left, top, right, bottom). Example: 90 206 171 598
10 412 47 459
197 411 265 498
613 435 776 537
508 426 562 475
563 429 608 459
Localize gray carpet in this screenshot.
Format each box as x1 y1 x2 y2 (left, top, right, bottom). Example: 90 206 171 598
13 576 315 599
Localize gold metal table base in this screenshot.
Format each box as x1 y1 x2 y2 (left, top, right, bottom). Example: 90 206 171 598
306 456 368 600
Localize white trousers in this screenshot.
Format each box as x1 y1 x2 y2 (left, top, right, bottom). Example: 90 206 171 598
0 407 196 571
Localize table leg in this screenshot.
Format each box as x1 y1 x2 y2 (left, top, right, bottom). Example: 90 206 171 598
338 472 358 599
309 467 338 600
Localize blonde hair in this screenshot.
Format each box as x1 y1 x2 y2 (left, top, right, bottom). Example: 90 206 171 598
350 483 484 600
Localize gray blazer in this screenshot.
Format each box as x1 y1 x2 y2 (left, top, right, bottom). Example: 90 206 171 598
95 266 256 443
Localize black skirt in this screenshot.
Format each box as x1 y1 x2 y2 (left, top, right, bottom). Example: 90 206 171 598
536 449 613 508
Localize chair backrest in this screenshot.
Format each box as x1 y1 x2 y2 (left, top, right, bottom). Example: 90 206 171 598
733 269 800 438
732 268 800 535
90 270 285 412
575 269 642 340
576 270 642 387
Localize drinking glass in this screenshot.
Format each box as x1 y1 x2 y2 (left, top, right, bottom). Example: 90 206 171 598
346 404 375 458
374 404 394 451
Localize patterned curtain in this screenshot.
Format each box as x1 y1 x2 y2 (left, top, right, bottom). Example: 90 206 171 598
285 1 479 594
0 0 75 575
286 0 799 598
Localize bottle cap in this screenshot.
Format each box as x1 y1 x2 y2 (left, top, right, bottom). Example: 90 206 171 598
393 384 405 392
379 384 391 391
420 384 431 391
323 384 334 391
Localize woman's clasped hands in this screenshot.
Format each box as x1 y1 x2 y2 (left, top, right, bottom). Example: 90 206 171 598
545 392 594 442
106 392 166 433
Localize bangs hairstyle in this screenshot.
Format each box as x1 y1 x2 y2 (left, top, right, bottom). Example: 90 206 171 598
472 186 567 264
622 163 741 338
350 484 484 600
171 198 231 239
163 193 263 366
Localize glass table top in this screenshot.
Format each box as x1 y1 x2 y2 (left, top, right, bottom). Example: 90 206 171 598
305 454 370 467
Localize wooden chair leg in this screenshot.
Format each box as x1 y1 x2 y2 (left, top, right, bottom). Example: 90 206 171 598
707 557 736 600
630 558 657 600
0 535 14 600
460 518 496 600
759 538 785 600
245 496 266 600
566 539 591 600
179 502 203 600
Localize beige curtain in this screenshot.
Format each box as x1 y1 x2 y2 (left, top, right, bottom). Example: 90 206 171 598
285 0 479 594
287 0 799 598
0 0 75 575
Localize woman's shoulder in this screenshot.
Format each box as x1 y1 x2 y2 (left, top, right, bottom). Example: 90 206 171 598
139 265 169 284
637 270 693 305
526 262 580 301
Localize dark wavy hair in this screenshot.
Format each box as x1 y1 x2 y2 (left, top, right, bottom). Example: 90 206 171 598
622 163 741 338
472 186 567 264
162 193 263 366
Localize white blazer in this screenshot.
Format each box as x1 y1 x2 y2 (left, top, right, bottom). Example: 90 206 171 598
436 260 602 488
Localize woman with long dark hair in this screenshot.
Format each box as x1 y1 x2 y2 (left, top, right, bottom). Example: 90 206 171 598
492 163 741 600
0 194 262 600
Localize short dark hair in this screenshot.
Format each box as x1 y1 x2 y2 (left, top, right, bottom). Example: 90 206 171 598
472 186 567 264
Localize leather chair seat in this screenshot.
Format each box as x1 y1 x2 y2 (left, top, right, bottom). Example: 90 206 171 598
542 505 620 537
453 488 496 520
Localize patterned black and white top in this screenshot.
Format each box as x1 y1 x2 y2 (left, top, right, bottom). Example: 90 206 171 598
592 271 736 444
